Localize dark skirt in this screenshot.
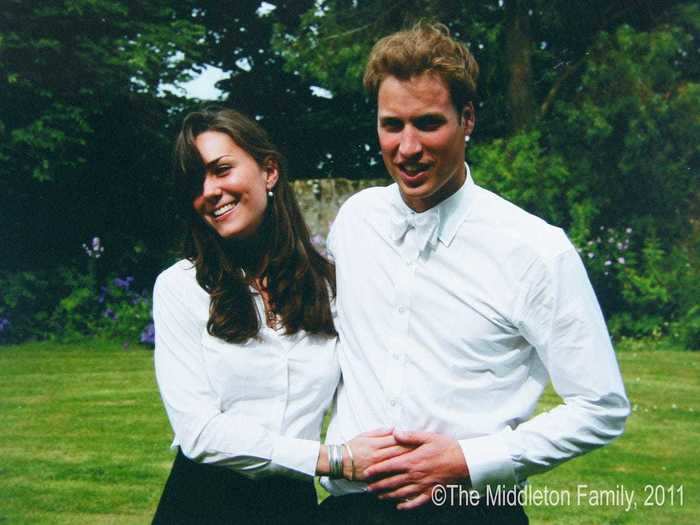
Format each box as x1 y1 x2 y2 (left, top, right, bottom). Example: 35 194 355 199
152 448 318 525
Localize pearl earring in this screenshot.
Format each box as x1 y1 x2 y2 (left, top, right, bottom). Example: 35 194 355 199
465 135 471 143
267 190 274 198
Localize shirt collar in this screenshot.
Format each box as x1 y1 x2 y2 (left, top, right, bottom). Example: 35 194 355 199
386 162 474 247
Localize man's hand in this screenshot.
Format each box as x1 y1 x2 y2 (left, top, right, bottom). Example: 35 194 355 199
364 430 469 510
346 428 415 481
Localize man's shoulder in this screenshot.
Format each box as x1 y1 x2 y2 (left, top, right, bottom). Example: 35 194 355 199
341 184 394 211
334 183 395 226
471 184 572 260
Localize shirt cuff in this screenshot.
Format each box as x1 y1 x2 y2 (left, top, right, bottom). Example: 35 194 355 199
271 435 320 478
459 433 517 495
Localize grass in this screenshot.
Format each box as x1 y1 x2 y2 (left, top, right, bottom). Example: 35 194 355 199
1 341 698 524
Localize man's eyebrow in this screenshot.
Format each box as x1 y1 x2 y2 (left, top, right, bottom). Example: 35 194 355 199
378 113 447 124
412 113 447 123
378 115 402 123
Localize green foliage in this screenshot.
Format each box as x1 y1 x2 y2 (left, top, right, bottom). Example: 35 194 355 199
0 1 204 272
1 1 697 346
607 235 699 345
548 15 700 244
672 306 700 351
0 269 153 345
96 278 153 343
49 269 100 339
0 271 55 342
470 130 576 227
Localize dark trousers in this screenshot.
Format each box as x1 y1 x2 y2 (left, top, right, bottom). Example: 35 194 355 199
152 449 317 525
318 492 529 525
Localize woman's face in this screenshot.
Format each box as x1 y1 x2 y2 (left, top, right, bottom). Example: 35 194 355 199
192 131 278 240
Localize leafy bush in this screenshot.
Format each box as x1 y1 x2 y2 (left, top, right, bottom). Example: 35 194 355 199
470 130 577 229
0 268 154 346
0 270 61 343
606 234 699 346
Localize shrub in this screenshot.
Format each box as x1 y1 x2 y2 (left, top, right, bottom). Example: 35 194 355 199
0 268 154 346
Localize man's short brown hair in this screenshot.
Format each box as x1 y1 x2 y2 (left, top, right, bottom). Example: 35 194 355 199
363 22 479 112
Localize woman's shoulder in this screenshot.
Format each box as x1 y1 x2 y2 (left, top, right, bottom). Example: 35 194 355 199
154 259 207 301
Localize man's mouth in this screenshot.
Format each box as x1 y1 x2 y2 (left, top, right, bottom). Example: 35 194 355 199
213 201 238 219
399 163 431 176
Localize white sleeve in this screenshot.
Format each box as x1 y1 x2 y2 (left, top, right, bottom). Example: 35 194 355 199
153 269 320 479
460 248 630 493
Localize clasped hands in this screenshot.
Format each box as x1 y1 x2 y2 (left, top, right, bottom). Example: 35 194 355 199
345 428 470 510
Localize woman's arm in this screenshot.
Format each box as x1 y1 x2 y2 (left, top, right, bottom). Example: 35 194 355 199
153 264 319 479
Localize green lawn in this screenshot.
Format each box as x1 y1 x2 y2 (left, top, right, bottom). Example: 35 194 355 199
1 341 698 524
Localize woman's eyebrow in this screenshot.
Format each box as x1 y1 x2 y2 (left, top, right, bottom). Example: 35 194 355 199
204 155 233 169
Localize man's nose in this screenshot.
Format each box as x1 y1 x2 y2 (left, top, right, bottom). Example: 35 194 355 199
398 128 422 159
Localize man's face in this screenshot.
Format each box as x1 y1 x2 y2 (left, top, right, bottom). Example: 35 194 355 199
377 73 474 212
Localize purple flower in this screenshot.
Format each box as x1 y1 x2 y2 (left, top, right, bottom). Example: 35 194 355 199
98 285 107 304
82 236 105 259
113 276 135 290
140 322 155 345
103 308 117 320
0 317 10 333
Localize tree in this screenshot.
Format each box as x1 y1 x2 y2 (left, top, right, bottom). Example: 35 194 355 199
0 0 205 273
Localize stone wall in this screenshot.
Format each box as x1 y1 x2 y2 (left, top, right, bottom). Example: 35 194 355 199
291 178 388 242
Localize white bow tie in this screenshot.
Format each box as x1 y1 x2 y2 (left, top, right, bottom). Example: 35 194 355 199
389 208 440 252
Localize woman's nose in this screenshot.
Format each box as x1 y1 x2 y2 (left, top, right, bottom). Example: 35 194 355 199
202 176 222 200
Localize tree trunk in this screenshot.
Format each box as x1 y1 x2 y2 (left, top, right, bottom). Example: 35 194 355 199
505 0 536 132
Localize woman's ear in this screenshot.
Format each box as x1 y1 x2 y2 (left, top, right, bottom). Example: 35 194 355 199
264 159 280 191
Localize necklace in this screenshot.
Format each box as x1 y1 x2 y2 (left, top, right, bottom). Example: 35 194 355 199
266 306 277 325
255 279 278 328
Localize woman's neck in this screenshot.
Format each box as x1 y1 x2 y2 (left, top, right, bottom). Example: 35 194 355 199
223 232 270 279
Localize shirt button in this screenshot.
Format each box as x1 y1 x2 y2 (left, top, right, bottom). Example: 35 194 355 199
398 306 406 314
390 399 397 407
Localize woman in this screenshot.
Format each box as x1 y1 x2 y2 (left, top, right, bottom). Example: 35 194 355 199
152 108 402 524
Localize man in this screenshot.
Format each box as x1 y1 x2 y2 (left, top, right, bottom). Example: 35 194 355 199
320 22 629 524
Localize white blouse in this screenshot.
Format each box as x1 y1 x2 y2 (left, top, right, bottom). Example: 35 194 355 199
153 259 339 479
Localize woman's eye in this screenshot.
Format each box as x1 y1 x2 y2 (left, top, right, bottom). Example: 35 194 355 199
214 165 231 176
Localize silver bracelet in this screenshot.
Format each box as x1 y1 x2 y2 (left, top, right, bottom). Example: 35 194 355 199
328 444 344 479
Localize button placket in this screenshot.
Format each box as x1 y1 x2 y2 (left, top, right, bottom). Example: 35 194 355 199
383 258 416 422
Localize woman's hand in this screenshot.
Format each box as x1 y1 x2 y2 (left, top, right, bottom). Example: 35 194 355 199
344 428 414 481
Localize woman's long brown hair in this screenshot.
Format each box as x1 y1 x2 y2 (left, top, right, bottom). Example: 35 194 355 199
174 107 336 343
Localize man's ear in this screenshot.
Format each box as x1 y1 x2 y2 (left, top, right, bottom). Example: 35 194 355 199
461 102 476 137
264 159 279 191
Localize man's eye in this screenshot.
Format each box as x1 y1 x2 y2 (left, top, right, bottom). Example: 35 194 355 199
415 118 444 131
381 120 403 132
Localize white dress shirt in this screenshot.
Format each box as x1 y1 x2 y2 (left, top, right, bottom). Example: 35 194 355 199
323 166 630 495
153 259 339 479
